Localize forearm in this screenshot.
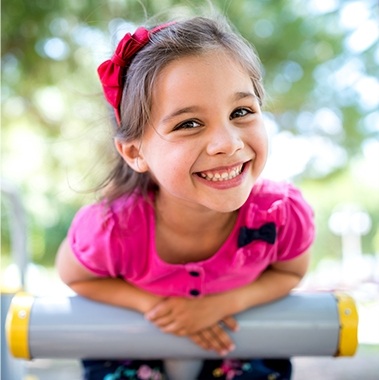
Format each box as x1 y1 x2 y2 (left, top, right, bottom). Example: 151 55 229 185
213 250 310 317
56 238 163 313
69 277 163 314
218 267 303 316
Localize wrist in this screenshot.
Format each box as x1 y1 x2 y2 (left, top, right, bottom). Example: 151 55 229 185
215 287 255 316
210 291 241 318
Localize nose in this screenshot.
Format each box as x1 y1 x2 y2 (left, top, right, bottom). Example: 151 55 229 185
206 122 244 156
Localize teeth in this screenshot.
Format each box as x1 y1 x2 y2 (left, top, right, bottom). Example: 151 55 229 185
199 165 243 181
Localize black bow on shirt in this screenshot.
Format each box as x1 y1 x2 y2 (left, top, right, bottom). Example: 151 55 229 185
238 222 277 248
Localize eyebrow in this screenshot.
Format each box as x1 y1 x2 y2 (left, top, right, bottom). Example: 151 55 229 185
162 91 258 124
162 106 201 124
233 91 258 101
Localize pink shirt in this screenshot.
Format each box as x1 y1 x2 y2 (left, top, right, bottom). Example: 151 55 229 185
68 179 315 298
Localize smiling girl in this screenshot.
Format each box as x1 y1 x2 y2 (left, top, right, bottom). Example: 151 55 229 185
56 15 315 380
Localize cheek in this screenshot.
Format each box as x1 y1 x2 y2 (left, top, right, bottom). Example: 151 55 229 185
249 127 268 171
145 141 195 180
259 130 269 157
249 126 268 153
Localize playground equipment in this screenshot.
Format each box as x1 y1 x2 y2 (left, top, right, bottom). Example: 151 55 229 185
6 292 358 360
6 291 358 379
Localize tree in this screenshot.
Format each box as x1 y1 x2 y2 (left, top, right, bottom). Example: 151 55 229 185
2 0 378 264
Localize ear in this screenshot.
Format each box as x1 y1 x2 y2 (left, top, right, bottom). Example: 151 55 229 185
114 139 148 173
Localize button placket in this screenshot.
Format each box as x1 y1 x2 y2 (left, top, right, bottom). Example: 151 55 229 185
186 266 203 297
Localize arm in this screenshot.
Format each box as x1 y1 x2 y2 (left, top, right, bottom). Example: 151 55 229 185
56 237 236 354
221 249 310 314
194 251 309 354
147 250 310 333
56 238 163 313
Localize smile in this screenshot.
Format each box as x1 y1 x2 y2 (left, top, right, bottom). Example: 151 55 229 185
197 164 244 182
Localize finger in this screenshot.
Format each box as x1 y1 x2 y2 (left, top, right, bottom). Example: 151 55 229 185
149 314 175 328
177 328 188 337
161 322 187 336
200 326 230 355
190 333 211 351
145 305 171 321
220 316 239 332
211 324 235 352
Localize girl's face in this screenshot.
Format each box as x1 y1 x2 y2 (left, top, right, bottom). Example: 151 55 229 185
138 50 268 213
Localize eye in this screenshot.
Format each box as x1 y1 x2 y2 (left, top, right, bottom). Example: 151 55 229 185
230 107 253 120
173 119 202 131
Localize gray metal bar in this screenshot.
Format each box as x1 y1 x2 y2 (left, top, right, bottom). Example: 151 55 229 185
27 293 340 359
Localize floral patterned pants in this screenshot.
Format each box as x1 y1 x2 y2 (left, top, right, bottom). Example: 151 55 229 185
82 358 292 380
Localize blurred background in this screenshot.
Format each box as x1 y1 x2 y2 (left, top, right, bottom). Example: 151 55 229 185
1 0 379 379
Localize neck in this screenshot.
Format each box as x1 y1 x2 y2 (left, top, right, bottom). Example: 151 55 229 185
155 192 237 236
154 191 239 264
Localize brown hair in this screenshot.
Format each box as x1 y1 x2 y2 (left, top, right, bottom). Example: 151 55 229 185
100 16 265 201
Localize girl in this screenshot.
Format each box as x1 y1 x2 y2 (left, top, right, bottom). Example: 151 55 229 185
56 15 315 380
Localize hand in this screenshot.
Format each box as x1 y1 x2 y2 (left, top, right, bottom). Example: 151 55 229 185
189 316 238 355
145 296 236 336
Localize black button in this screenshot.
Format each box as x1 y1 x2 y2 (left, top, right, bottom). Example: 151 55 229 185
189 271 200 277
190 289 200 296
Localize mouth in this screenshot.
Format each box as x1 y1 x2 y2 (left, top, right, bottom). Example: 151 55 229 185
196 162 246 182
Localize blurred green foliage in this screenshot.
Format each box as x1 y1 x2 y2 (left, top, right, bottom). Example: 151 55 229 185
1 0 378 268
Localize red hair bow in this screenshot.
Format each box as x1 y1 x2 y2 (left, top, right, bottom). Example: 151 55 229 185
97 23 172 125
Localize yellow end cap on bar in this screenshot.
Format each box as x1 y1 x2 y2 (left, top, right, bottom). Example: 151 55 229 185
335 292 359 357
5 292 34 359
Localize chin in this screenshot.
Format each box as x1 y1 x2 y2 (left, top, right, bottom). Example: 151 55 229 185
210 195 249 213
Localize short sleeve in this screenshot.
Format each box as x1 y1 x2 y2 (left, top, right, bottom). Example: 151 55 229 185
67 203 121 277
277 184 315 261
